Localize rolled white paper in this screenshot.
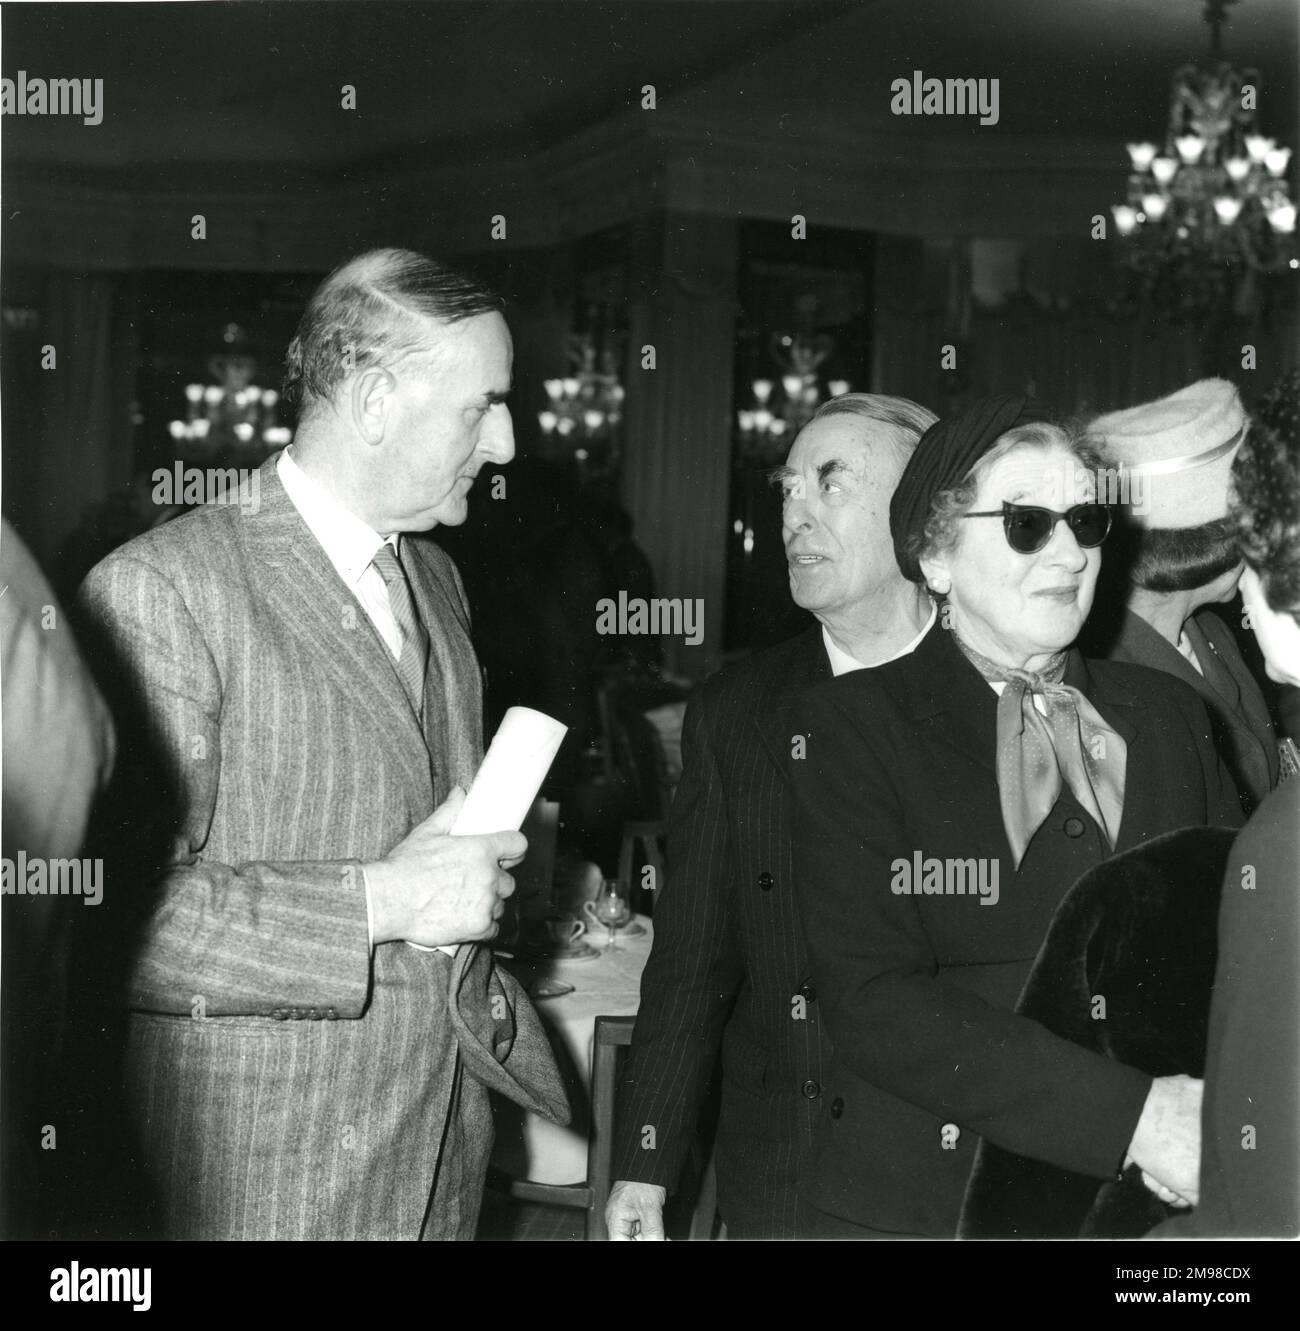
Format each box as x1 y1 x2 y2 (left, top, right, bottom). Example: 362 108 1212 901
425 707 568 955
451 707 569 836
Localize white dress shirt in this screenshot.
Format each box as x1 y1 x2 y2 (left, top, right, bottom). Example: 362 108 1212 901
277 449 403 659
1176 629 1206 676
823 601 938 676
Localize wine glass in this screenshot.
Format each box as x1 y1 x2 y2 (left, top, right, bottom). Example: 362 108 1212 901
585 878 632 949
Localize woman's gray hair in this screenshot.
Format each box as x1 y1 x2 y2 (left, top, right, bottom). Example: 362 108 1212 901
908 420 1107 581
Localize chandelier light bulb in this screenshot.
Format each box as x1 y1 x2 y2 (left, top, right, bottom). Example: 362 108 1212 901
168 420 188 440
769 419 788 436
538 410 558 434
1244 135 1273 163
1126 141 1158 172
1111 204 1140 235
233 423 255 443
561 377 580 398
184 383 204 403
737 410 756 433
1150 157 1178 186
1224 156 1251 183
1213 196 1243 225
1264 146 1292 177
191 419 211 439
751 378 773 403
828 379 850 397
555 417 575 436
1267 202 1297 234
204 385 222 406
582 410 604 431
753 409 773 432
781 374 802 399
543 379 563 401
1141 194 1168 222
1175 135 1206 165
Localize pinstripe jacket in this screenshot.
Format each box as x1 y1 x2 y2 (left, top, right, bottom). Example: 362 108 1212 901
612 627 833 1239
75 454 567 1240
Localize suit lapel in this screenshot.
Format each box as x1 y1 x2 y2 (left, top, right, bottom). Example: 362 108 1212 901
1183 614 1242 712
1117 608 1215 707
242 455 434 803
753 628 832 774
898 620 999 775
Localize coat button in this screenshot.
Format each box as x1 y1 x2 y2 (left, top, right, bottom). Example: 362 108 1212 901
801 1079 821 1099
1063 817 1086 838
758 871 774 892
829 1097 844 1119
799 978 817 1001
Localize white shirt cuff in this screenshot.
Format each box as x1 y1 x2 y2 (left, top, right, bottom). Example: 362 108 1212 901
360 863 375 952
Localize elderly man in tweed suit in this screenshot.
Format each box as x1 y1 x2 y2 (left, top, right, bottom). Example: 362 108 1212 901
76 248 566 1240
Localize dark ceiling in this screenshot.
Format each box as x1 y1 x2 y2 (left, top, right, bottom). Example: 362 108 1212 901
3 0 1296 187
0 0 858 179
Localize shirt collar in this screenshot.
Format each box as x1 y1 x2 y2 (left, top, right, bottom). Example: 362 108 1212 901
822 601 937 676
277 448 394 589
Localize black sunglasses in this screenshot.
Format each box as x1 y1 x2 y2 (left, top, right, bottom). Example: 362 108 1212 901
961 502 1112 554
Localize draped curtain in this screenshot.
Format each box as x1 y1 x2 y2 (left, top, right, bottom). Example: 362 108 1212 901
3 273 135 579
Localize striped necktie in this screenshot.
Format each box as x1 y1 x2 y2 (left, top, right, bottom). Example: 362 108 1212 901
371 540 429 721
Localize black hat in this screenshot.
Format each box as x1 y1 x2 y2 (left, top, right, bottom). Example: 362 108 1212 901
890 395 1042 582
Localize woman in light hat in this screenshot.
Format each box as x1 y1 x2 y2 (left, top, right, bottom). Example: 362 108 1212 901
1087 378 1278 812
789 396 1242 1239
1154 409 1300 1238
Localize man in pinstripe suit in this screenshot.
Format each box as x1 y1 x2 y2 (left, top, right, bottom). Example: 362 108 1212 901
607 393 937 1240
75 250 567 1240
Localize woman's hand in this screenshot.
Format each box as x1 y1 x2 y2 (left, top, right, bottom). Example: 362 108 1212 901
1126 1074 1203 1207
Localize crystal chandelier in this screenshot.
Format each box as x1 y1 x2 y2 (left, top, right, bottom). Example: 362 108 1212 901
538 330 625 479
736 296 849 465
168 323 291 459
1111 0 1296 322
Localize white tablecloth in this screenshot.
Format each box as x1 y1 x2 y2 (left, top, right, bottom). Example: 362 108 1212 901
491 916 653 1185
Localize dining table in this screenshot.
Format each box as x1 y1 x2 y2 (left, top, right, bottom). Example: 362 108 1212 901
491 914 653 1185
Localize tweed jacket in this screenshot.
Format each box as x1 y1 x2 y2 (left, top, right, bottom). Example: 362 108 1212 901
75 454 566 1240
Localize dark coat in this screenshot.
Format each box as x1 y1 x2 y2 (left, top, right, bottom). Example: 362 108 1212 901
959 825 1237 1239
613 627 833 1239
789 620 1243 1237
1154 779 1300 1239
1102 607 1278 814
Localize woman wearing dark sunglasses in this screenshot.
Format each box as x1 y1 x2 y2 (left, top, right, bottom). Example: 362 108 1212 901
788 395 1243 1239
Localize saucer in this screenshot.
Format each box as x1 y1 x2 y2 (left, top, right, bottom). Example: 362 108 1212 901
553 940 600 961
528 977 576 1000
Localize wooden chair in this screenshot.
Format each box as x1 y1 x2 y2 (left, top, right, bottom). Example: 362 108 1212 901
489 1014 633 1241
490 1014 718 1240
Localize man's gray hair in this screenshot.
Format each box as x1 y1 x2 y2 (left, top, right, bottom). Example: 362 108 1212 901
805 392 937 462
283 247 503 417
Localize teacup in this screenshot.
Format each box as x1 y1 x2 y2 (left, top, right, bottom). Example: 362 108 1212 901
544 915 587 950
